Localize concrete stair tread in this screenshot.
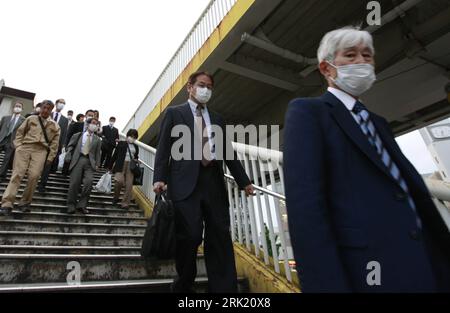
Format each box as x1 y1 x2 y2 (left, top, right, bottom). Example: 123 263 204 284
13 211 147 222
0 253 148 259
0 230 144 238
0 277 223 292
0 219 147 228
24 203 143 213
0 245 141 250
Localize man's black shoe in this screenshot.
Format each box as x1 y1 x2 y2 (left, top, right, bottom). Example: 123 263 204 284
0 207 12 218
112 198 119 205
77 207 90 215
37 187 46 193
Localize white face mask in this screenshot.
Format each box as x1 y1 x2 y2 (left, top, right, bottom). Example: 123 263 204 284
109 122 115 127
35 107 41 113
127 137 136 144
88 124 98 132
14 107 22 114
194 87 212 104
67 115 73 121
328 62 376 97
56 103 65 111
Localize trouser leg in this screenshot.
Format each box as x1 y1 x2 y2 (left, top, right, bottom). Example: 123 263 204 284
121 161 134 207
20 146 47 206
1 145 31 208
0 141 14 177
67 159 84 210
77 159 93 209
172 192 203 292
201 166 238 293
114 171 125 200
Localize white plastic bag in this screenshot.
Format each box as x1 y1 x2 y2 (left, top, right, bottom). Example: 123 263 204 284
58 149 66 170
95 172 112 193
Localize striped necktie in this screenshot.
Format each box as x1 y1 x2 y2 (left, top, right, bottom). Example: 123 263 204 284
352 101 422 229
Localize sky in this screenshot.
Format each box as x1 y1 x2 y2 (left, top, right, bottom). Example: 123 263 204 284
0 0 210 128
0 0 440 174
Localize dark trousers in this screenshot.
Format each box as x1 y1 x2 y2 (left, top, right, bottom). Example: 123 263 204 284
67 156 94 210
38 150 61 189
0 138 14 178
100 145 114 168
172 163 237 293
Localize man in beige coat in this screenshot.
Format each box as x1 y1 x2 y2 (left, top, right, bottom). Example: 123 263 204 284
0 100 60 216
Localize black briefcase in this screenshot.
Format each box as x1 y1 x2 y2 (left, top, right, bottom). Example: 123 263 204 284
141 192 176 260
133 166 144 186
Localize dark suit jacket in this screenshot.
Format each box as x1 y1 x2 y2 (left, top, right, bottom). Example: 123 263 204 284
0 115 25 146
66 122 85 146
153 102 251 202
283 91 450 293
66 132 102 171
101 125 119 149
52 112 68 150
109 141 139 173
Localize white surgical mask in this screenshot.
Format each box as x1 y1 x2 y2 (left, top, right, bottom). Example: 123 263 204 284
56 103 65 111
13 107 22 114
88 124 98 132
35 107 41 113
194 87 212 104
127 137 135 144
109 122 115 127
328 62 376 97
67 115 73 121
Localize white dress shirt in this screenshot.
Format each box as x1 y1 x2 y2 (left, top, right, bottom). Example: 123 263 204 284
53 111 63 124
81 131 94 153
327 87 360 123
188 99 216 159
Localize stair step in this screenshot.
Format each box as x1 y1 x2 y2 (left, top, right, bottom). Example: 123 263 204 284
25 196 139 209
0 254 206 284
0 245 141 255
0 231 144 247
0 277 249 293
0 219 146 235
19 203 144 217
19 204 145 218
0 183 127 196
0 187 134 203
11 211 147 225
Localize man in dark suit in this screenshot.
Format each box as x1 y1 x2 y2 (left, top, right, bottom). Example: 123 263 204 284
65 118 102 214
283 26 450 293
153 71 255 293
0 101 26 180
100 116 119 168
38 99 69 191
65 109 95 146
63 110 95 175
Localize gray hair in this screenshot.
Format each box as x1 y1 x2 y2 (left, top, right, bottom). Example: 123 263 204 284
317 26 375 63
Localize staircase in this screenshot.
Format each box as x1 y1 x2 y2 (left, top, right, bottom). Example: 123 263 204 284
0 153 247 293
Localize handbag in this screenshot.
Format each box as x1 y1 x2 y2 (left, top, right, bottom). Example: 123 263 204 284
133 169 144 186
127 144 142 177
141 192 176 260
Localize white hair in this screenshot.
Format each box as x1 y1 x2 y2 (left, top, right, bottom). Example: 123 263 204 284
317 26 375 63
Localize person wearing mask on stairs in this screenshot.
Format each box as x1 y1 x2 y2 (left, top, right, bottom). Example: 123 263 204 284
0 101 26 181
38 99 69 191
0 100 60 217
108 129 139 210
100 116 119 168
66 117 102 215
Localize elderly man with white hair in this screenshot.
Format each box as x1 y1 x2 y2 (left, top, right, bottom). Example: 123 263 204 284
283 26 450 293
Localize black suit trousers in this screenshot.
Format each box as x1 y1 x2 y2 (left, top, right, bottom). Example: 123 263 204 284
0 137 14 177
172 163 237 293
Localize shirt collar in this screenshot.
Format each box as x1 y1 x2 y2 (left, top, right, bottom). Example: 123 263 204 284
328 87 358 112
188 99 208 114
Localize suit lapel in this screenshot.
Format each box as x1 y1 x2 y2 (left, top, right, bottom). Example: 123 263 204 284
180 102 195 133
324 92 395 183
